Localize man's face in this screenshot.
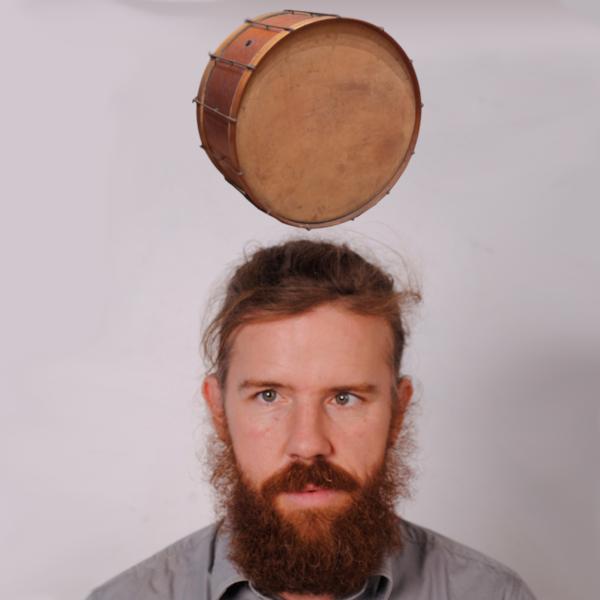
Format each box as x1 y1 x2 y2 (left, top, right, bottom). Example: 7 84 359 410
203 302 412 520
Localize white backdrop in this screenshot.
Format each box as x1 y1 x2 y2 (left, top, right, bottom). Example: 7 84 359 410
1 1 599 599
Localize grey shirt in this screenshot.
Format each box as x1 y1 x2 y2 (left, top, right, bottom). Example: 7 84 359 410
87 519 536 600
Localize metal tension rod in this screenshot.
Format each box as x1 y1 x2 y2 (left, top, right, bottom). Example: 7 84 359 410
283 9 340 18
245 19 294 32
209 52 255 71
193 98 238 124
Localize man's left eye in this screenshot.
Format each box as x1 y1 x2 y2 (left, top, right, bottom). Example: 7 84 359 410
257 389 278 403
334 391 359 406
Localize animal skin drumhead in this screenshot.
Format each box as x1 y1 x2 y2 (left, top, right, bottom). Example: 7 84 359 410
234 19 419 225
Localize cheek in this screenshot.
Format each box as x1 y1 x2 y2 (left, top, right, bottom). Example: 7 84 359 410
226 410 284 483
335 411 392 475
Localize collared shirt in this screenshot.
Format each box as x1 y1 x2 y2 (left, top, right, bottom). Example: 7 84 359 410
87 519 536 600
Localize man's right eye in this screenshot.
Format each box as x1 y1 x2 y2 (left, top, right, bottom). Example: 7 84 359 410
257 389 278 403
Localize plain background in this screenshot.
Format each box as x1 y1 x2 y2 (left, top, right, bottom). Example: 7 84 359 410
1 1 599 599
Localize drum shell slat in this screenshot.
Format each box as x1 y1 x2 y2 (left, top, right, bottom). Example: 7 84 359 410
202 66 242 117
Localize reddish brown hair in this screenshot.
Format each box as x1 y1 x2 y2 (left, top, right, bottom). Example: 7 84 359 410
202 240 421 386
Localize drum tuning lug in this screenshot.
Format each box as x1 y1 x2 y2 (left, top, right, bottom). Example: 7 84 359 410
192 97 199 104
421 103 424 108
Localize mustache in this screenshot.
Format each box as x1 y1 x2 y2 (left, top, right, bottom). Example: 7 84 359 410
260 458 361 498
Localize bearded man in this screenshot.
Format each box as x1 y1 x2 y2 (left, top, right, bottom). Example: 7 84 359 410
87 240 536 600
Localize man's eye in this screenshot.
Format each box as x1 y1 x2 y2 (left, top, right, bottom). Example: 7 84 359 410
257 389 278 403
334 391 359 406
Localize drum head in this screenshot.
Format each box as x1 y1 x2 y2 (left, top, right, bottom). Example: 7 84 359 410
235 18 420 227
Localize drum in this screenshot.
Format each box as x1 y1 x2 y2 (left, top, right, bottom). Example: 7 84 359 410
194 10 421 228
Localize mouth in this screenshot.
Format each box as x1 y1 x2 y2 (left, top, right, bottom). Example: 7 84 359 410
278 484 349 509
302 484 324 492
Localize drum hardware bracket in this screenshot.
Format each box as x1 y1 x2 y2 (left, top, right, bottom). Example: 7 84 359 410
193 97 238 124
209 52 255 71
283 9 341 18
245 19 294 32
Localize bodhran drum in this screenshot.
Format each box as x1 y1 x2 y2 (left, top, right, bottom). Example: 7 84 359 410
195 9 421 228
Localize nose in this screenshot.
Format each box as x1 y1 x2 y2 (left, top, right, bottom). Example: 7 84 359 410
284 400 333 461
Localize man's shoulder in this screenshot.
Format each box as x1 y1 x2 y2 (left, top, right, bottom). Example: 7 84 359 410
396 519 536 600
86 522 219 600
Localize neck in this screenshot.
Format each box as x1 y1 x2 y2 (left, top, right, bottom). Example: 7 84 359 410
281 594 334 600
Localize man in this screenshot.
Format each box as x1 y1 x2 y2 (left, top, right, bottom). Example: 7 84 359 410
88 239 536 600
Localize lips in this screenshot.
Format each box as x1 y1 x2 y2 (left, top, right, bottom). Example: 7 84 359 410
279 481 337 494
302 484 323 493
278 486 350 510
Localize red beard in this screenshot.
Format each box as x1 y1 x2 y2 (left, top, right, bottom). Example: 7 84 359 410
210 442 412 597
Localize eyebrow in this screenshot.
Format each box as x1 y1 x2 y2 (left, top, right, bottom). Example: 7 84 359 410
237 380 380 395
328 383 379 394
238 379 290 392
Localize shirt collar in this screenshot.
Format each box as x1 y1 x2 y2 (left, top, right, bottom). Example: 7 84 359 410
209 524 248 600
373 548 397 600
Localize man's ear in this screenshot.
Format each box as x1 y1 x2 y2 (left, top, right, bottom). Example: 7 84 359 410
202 374 228 442
389 376 413 446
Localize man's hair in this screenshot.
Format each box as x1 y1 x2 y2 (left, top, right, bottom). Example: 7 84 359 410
202 239 421 386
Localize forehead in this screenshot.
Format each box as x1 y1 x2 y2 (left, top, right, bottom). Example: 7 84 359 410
226 303 394 388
